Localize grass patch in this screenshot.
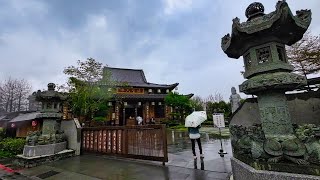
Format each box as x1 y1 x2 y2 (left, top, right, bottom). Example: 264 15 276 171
168 124 187 131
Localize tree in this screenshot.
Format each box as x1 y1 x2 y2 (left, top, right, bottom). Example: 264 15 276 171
63 58 115 124
0 77 31 112
287 31 320 75
190 96 205 111
164 92 192 122
206 101 231 121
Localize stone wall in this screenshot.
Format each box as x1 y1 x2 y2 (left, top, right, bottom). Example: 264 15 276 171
61 120 81 155
230 91 320 126
231 158 320 180
15 150 75 168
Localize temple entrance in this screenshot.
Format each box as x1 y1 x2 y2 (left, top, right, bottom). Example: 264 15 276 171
125 107 135 124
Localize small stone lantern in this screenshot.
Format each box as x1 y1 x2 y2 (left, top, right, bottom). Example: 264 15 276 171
35 83 68 136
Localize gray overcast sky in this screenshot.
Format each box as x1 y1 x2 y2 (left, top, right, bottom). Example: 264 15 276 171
0 0 319 101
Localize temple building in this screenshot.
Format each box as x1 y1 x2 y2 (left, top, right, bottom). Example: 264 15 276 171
104 67 193 126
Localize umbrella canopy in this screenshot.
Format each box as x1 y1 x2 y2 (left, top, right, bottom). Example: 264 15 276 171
185 111 207 127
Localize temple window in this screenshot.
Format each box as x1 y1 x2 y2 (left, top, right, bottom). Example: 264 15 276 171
244 53 252 69
277 46 286 62
256 46 271 64
47 102 52 109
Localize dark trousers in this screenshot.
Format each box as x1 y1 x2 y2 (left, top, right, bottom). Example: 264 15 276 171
191 138 202 156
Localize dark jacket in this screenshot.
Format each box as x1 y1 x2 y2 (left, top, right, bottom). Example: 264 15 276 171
188 126 200 134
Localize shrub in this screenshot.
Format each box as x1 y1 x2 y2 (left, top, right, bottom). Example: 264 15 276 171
161 119 180 127
93 116 107 122
0 138 26 157
0 127 5 141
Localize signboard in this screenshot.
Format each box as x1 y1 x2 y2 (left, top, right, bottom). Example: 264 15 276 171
212 113 225 128
73 118 81 128
117 88 144 94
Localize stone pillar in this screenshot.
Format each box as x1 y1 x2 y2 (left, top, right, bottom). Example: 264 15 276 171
61 120 81 155
42 119 60 136
257 91 293 137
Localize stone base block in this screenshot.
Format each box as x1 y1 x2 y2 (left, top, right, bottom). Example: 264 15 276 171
14 149 75 168
23 142 67 157
231 157 320 180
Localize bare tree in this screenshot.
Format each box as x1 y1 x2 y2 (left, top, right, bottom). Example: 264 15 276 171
0 77 32 112
287 31 320 75
205 92 224 103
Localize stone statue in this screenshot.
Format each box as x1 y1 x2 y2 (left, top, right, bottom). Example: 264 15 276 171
26 131 40 146
229 87 241 113
55 130 66 143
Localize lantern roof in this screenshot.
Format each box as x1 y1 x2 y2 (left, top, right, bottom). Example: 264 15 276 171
35 83 68 101
221 0 311 59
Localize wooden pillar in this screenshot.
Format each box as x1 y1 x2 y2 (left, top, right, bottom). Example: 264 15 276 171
165 105 169 119
115 102 120 125
135 107 137 119
123 108 126 126
145 102 150 123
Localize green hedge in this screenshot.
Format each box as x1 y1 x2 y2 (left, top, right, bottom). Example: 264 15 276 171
160 119 180 127
0 138 26 158
0 127 5 141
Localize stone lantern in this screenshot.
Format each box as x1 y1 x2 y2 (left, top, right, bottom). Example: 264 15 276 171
222 1 311 139
35 83 68 137
221 1 320 175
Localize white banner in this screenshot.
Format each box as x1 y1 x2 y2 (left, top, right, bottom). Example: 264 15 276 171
212 113 225 128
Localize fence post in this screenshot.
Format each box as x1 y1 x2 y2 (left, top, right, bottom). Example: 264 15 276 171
161 124 168 165
125 128 129 156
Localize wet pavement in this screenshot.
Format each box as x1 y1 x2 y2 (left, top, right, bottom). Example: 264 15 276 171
1 128 232 180
17 155 229 180
167 128 232 173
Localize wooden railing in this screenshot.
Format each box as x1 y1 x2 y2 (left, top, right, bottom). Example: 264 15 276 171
81 125 168 163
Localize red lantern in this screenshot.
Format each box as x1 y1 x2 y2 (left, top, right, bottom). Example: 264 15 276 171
11 123 16 128
32 120 37 127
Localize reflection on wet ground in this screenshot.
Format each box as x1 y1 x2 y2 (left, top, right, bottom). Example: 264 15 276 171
166 129 232 173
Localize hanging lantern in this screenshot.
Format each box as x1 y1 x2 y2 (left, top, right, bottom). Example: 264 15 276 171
157 89 161 93
148 89 152 93
158 102 162 105
124 102 128 106
138 102 141 106
166 89 170 93
11 123 16 128
32 120 37 127
151 102 155 105
108 102 112 106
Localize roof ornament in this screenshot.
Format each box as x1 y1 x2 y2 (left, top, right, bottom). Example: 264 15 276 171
47 83 56 91
245 2 265 20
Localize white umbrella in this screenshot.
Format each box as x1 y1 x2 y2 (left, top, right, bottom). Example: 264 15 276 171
185 111 207 127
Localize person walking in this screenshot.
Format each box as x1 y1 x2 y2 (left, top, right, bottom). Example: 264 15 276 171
188 125 204 159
